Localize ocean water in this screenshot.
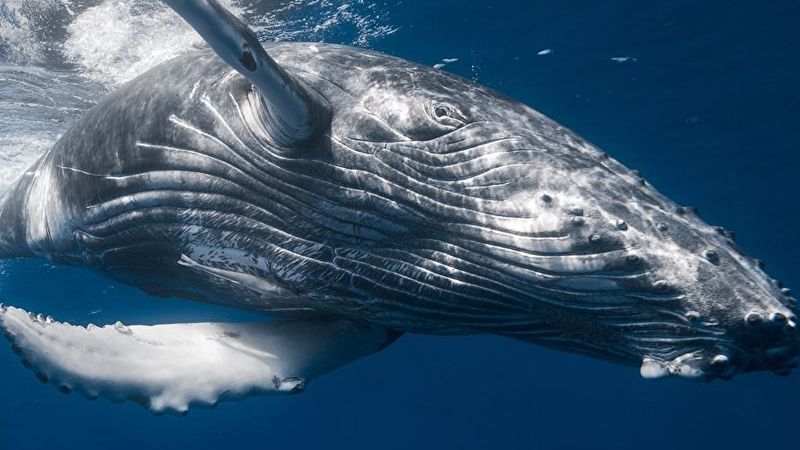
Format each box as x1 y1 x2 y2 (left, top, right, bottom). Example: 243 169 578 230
1 0 798 449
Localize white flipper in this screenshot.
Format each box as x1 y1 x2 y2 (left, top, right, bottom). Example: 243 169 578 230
0 305 398 415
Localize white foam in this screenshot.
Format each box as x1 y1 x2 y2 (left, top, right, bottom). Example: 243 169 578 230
0 0 47 65
63 1 243 88
537 48 552 56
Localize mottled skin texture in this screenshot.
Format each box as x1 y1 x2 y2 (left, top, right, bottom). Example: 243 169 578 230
0 43 797 379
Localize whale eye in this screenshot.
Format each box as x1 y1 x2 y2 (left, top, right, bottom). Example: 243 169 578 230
430 102 467 127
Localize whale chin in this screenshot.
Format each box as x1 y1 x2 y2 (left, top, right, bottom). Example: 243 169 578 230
640 338 799 382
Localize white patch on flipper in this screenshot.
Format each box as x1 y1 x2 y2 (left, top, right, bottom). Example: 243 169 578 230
0 305 394 415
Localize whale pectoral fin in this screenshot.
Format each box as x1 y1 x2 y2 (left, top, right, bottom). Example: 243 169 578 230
164 0 331 144
0 304 400 415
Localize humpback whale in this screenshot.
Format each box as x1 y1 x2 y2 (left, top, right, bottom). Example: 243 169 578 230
0 0 797 414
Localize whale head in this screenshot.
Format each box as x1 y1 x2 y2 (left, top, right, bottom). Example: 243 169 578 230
249 43 798 381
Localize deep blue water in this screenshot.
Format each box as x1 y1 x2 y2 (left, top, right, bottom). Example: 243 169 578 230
1 1 799 449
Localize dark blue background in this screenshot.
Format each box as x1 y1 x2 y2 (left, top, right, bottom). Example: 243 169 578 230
1 1 799 449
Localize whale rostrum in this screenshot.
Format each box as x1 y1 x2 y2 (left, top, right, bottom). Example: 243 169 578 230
0 0 797 414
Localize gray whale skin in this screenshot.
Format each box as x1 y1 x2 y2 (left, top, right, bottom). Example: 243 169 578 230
0 0 796 414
